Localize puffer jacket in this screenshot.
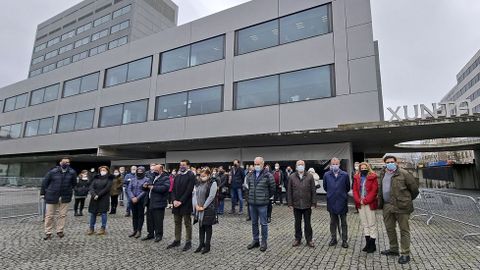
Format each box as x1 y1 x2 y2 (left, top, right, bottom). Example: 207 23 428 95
41 166 77 204
247 169 275 206
378 168 419 214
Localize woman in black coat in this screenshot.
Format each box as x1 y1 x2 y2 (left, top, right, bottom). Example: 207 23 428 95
87 166 112 235
74 170 90 216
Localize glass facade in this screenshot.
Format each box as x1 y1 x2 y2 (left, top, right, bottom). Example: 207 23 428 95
160 35 225 73
63 72 99 97
3 93 28 112
236 4 331 55
57 109 94 133
24 117 54 137
105 56 152 87
156 86 223 120
99 99 148 127
234 65 334 109
30 84 59 106
0 123 22 140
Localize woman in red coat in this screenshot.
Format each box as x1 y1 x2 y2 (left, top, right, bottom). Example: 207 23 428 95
353 162 378 253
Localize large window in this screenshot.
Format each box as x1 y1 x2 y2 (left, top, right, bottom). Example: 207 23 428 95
63 72 100 97
0 123 22 140
75 36 90 48
45 50 58 60
30 69 42 77
91 29 109 41
111 20 129 34
155 85 223 120
104 56 152 87
72 51 88 62
234 76 278 110
43 63 56 73
93 14 111 27
32 55 44 65
99 99 148 127
34 43 47 53
57 109 94 133
3 93 28 112
234 65 334 109
57 57 71 68
24 117 54 137
235 4 332 55
77 22 92 34
160 35 225 74
30 84 59 106
47 37 60 47
108 36 128 49
61 30 76 41
59 43 73 54
90 44 108 56
113 4 132 18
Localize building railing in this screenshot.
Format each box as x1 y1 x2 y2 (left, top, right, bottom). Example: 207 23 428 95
413 189 480 239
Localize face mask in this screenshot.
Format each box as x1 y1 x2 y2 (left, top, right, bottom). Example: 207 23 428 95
61 163 69 169
100 171 108 176
355 166 359 171
136 173 145 179
82 176 89 180
200 176 209 181
90 169 95 173
296 165 305 172
131 170 136 174
330 165 340 172
114 172 120 177
275 166 280 170
386 163 397 171
179 166 187 173
360 170 368 176
154 171 160 176
254 165 262 172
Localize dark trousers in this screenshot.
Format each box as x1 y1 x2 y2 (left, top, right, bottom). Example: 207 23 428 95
174 214 192 242
383 203 411 255
146 206 153 236
294 208 313 242
330 212 348 241
131 199 145 233
150 208 165 237
267 200 273 219
110 195 119 213
274 185 283 204
74 198 85 213
199 225 213 246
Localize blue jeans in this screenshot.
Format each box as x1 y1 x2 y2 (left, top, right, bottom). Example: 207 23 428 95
90 213 107 229
250 205 268 243
124 187 131 214
218 199 225 214
231 187 243 213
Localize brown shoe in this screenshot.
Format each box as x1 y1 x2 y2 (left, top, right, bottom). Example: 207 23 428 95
307 241 315 248
57 232 64 238
96 228 107 235
87 229 95 236
292 240 301 247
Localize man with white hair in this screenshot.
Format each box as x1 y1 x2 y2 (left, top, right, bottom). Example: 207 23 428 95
323 157 351 248
245 157 275 252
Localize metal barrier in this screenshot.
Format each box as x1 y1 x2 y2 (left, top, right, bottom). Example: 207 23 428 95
413 189 480 239
0 177 43 187
0 187 41 219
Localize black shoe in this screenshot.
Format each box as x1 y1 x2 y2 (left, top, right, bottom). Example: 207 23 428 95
74 212 79 216
362 236 371 252
328 239 337 246
341 241 348 248
367 238 376 253
79 212 83 216
229 210 236 214
57 232 64 238
247 241 260 249
166 240 181 249
128 231 137 238
141 235 154 241
134 232 141 239
125 213 131 217
381 249 400 256
267 217 271 223
398 255 411 264
182 241 192 251
154 236 162 242
201 244 211 254
43 234 52 240
194 244 204 253
260 242 267 252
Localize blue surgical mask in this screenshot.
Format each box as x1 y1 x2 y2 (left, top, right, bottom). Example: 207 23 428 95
386 163 397 171
296 165 305 172
330 165 340 172
254 165 262 172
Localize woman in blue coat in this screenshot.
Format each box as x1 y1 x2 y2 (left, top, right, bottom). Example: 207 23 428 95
323 157 351 248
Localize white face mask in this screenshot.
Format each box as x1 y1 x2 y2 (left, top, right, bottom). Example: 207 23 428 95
275 166 280 170
355 166 359 171
254 165 262 172
100 171 108 176
200 176 209 182
296 165 305 172
114 172 120 177
131 170 136 174
82 176 88 180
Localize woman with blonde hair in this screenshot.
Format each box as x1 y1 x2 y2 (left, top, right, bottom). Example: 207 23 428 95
353 162 378 253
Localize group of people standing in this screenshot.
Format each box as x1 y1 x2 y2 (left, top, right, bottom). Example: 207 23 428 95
40 154 419 264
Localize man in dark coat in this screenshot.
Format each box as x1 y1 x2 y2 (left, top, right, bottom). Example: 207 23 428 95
167 160 196 251
323 157 351 248
229 159 245 214
143 164 170 242
40 157 77 240
216 166 229 215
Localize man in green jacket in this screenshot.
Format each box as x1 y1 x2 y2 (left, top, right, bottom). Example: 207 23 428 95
378 155 419 265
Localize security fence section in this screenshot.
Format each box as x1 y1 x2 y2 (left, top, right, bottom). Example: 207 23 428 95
0 187 41 219
413 189 480 239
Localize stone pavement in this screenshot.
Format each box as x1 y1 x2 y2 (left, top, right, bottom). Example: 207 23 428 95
0 200 479 270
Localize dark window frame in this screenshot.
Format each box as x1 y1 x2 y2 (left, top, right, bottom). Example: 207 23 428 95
56 109 95 133
104 56 153 88
29 83 60 106
62 71 100 98
24 116 55 137
0 122 23 140
158 34 226 75
98 98 149 128
3 92 29 113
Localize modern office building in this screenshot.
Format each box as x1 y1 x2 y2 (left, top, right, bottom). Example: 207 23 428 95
441 49 480 114
0 0 383 178
29 0 178 78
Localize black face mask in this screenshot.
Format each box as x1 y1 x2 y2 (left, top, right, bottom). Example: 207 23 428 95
136 173 145 179
360 170 368 176
154 171 160 177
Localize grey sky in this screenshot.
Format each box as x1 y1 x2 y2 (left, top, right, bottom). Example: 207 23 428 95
1 0 479 113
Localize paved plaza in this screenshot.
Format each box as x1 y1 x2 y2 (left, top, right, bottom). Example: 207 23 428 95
1 191 480 270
